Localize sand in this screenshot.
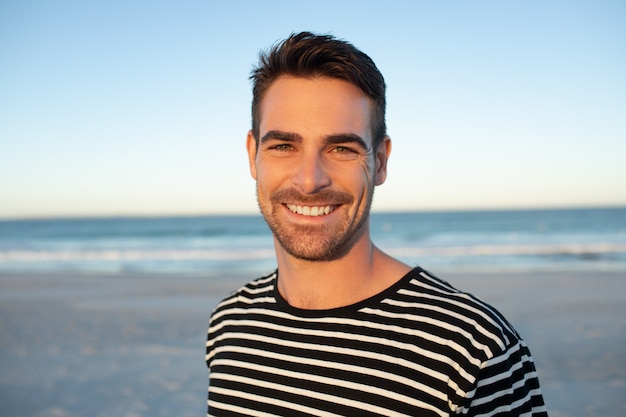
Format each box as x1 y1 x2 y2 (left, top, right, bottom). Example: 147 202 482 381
0 267 624 417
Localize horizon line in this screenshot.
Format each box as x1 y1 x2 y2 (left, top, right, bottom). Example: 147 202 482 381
1 203 625 222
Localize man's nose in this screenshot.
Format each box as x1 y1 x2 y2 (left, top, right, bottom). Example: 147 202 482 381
292 151 331 194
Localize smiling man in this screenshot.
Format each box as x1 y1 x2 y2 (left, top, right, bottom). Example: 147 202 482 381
206 32 548 416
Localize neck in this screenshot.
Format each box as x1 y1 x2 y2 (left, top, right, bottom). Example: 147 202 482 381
274 235 411 310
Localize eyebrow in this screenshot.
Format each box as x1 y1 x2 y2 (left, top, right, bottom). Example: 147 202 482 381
260 130 302 143
324 133 369 151
260 130 370 151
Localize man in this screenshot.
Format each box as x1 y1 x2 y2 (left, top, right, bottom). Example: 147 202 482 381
206 32 548 416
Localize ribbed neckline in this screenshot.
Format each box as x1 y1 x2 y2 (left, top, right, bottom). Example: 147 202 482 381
272 266 424 318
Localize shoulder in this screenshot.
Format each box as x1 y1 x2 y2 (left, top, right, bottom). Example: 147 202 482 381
209 270 278 320
408 271 548 414
389 268 522 359
206 270 279 362
380 268 545 411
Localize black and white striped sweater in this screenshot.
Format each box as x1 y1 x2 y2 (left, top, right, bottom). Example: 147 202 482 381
206 267 547 416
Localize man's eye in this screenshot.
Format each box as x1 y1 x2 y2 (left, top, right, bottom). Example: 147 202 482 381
271 144 294 151
332 146 356 154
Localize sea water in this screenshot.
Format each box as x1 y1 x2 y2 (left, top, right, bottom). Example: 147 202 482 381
1 207 625 275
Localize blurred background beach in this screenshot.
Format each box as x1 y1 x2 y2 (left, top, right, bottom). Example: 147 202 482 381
1 209 625 416
2 1 625 416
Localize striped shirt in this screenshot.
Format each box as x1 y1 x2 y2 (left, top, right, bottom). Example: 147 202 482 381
206 268 547 416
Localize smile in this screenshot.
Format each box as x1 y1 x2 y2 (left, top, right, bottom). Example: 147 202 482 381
285 204 336 216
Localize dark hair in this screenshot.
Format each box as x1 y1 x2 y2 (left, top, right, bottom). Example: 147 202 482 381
250 31 386 149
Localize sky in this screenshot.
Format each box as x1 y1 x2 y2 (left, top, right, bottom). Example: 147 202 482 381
1 1 625 219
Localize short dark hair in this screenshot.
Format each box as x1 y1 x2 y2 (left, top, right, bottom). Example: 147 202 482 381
250 31 387 149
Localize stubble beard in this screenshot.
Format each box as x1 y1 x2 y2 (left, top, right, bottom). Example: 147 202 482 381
257 186 374 262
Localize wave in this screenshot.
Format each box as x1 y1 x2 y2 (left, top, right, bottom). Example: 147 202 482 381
386 243 626 258
0 248 276 262
1 243 626 263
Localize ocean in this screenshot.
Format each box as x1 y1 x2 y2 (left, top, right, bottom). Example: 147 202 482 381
1 207 625 276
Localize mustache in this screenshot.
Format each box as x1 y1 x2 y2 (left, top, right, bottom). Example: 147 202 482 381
270 188 354 205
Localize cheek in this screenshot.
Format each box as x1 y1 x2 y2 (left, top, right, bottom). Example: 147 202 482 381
255 162 287 194
343 165 376 202
334 157 376 188
359 156 377 184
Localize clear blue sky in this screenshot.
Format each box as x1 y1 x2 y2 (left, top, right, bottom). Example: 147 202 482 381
1 1 625 219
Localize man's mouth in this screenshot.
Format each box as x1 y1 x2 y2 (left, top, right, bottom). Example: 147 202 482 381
285 204 336 217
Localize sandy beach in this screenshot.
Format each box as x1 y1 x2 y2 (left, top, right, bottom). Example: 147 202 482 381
1 267 624 417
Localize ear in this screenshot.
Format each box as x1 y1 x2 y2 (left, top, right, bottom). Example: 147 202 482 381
374 136 391 186
246 130 258 180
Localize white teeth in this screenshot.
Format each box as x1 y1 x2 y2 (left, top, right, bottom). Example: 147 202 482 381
286 204 334 216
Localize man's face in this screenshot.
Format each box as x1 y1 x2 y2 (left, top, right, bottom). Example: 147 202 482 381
247 75 390 261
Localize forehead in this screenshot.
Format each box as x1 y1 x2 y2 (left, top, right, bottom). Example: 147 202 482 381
259 76 373 140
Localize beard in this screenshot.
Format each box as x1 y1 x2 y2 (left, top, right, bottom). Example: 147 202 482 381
257 186 373 262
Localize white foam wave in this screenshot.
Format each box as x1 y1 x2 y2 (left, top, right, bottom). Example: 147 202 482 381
0 248 276 263
387 243 626 258
1 243 625 263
